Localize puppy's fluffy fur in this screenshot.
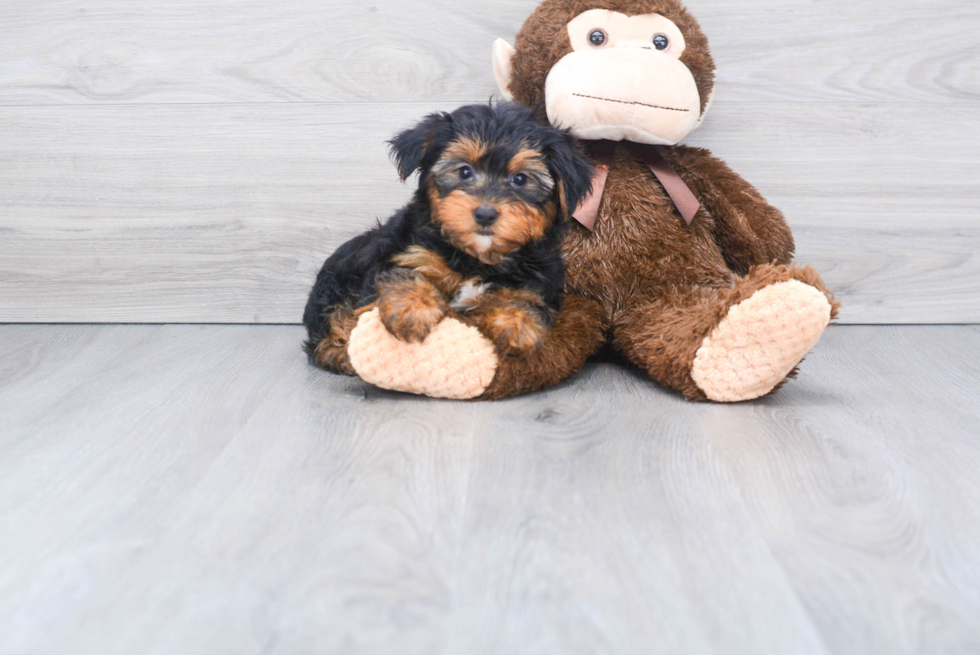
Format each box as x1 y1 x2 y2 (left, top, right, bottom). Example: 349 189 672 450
303 102 594 374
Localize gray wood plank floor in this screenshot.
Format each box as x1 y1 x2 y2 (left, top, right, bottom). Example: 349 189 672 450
2 324 979 654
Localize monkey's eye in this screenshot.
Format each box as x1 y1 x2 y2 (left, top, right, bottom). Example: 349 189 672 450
653 34 669 51
588 29 608 48
511 173 529 188
458 165 474 181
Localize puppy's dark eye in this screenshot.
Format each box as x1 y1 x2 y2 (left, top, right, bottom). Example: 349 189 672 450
512 173 529 188
458 166 474 181
653 34 669 51
589 29 607 47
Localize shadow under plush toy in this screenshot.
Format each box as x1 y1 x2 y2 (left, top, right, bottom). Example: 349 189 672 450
320 0 840 403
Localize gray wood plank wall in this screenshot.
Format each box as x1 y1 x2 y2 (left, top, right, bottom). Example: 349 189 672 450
1 0 978 324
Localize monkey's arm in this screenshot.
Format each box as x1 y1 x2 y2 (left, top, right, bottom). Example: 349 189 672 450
671 146 795 275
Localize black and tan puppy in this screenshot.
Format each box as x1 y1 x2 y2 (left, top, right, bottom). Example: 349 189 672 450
303 102 593 376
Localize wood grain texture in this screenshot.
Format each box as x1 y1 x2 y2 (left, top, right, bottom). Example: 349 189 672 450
0 0 976 105
1 102 978 324
1 325 979 654
706 327 980 654
1 0 978 324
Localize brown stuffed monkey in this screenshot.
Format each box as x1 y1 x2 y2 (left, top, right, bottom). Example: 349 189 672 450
344 0 839 402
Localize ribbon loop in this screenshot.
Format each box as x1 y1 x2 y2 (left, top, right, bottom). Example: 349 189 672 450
573 140 701 231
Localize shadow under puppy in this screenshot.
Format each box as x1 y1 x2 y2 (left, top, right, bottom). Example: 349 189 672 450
303 102 593 376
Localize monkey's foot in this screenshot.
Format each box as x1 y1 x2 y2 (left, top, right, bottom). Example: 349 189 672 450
691 280 832 402
347 308 498 400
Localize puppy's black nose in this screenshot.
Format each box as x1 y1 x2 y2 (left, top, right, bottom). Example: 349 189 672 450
473 206 499 226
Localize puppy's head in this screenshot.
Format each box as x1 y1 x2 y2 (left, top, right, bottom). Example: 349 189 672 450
389 103 593 263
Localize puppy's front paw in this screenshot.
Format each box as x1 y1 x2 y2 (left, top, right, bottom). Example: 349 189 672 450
378 276 448 343
481 306 548 357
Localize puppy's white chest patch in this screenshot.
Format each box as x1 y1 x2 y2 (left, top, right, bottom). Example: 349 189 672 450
450 281 487 311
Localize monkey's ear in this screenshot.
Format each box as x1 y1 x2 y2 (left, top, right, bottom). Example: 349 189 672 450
492 39 516 101
546 138 595 220
387 112 453 181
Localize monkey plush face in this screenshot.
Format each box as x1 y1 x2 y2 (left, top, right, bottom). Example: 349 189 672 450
493 0 715 146
546 9 702 144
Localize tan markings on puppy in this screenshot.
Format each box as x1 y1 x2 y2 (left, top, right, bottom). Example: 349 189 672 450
494 200 555 248
313 304 360 375
430 188 482 237
443 137 488 165
556 178 569 218
467 287 551 357
428 174 557 264
391 246 466 297
377 273 448 343
428 185 505 264
507 148 551 180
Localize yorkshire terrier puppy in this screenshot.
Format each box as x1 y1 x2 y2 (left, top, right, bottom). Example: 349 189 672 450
303 102 593 376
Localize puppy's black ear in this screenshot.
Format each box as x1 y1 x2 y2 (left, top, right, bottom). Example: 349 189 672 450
544 136 594 220
388 112 454 181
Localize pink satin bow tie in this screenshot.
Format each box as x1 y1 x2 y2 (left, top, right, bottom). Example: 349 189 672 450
572 140 701 231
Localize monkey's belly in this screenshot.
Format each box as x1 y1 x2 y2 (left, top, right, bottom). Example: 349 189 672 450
562 209 731 312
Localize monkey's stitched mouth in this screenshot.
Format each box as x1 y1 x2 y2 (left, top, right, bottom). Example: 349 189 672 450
572 93 690 113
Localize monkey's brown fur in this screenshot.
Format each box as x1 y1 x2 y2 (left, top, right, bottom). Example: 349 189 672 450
482 295 607 399
475 0 839 400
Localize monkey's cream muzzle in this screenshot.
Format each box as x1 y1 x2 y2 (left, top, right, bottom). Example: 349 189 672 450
544 47 701 146
489 9 709 146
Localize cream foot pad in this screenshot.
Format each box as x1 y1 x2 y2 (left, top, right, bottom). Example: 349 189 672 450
691 280 832 402
347 308 499 400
